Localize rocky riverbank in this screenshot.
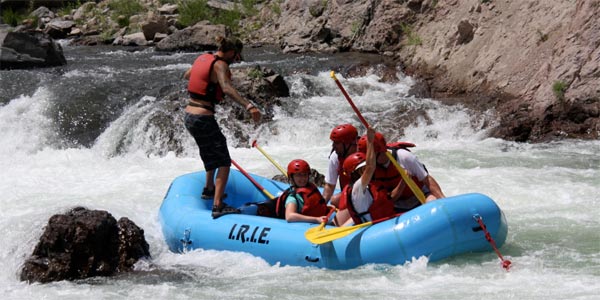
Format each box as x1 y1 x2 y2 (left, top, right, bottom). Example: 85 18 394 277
2 0 598 142
248 0 599 142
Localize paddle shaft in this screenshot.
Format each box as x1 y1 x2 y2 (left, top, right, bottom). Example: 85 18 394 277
252 140 288 176
330 71 370 126
330 71 426 204
231 159 275 200
305 207 337 236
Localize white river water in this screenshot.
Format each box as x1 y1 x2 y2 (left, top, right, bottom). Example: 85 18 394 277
0 45 598 300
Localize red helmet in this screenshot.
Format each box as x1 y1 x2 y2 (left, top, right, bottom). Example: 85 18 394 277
357 132 387 153
329 124 358 144
342 152 366 176
287 159 310 176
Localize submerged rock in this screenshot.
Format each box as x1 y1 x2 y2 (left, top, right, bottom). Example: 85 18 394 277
20 207 150 283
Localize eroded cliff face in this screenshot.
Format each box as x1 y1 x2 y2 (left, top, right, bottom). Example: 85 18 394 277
399 0 599 141
251 0 599 141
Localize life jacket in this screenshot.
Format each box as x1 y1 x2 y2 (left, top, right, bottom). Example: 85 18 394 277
274 183 328 219
336 154 351 190
332 153 352 210
388 141 416 153
187 53 229 104
372 142 422 192
341 183 395 225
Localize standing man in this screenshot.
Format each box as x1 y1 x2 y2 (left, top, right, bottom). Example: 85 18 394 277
183 36 261 218
323 123 358 209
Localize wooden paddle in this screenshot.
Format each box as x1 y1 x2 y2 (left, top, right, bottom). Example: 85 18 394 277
305 213 402 244
330 71 426 204
251 140 288 176
231 159 275 200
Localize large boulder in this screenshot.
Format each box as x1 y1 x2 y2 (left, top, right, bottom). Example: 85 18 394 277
73 2 98 22
249 0 339 53
44 20 76 39
218 66 290 147
155 22 230 52
20 207 150 283
0 28 66 69
141 13 170 41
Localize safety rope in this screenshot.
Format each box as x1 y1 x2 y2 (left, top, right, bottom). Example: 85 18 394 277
473 215 512 271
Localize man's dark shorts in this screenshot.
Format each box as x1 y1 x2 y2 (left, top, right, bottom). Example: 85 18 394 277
394 186 431 213
184 113 231 171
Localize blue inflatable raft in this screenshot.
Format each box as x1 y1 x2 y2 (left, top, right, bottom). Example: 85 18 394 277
159 170 508 269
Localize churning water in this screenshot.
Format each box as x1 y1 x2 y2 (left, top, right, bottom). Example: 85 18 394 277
0 44 598 300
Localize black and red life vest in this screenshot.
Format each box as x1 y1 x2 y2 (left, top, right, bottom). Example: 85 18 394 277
274 183 329 219
372 142 426 198
187 53 229 104
340 183 395 225
336 154 351 191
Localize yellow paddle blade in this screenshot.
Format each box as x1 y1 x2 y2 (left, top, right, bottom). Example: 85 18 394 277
330 71 338 80
305 221 373 244
304 222 326 236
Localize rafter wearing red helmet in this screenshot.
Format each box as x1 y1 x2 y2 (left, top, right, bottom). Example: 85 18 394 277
323 124 359 209
277 159 329 224
337 127 396 226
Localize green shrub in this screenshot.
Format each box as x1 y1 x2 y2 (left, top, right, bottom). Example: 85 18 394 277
351 20 362 37
241 0 258 16
270 0 282 16
57 0 82 17
216 7 242 31
109 0 144 16
552 80 567 101
400 23 422 46
109 0 144 27
178 0 243 30
248 67 264 79
309 0 327 17
2 7 25 26
177 0 212 27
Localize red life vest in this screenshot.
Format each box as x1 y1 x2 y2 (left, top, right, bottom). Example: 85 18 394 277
373 142 423 195
372 160 424 191
387 141 416 150
372 161 402 190
341 183 395 225
337 154 351 190
275 183 328 219
328 151 352 210
187 53 228 104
